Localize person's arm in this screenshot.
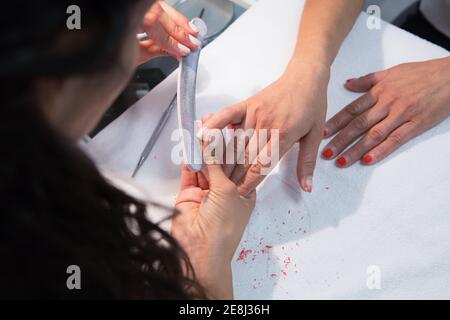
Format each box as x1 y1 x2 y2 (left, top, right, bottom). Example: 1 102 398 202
173 164 256 299
290 0 362 69
322 57 450 167
202 0 363 195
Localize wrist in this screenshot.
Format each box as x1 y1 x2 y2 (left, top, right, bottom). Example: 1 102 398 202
195 259 233 299
285 57 331 81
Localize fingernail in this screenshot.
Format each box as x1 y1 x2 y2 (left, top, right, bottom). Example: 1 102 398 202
323 128 328 137
346 78 354 83
177 43 191 55
322 148 334 159
188 34 201 46
363 154 373 165
304 176 313 193
189 21 199 33
337 156 347 167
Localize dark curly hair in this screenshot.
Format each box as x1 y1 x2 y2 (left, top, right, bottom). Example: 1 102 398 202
0 0 205 299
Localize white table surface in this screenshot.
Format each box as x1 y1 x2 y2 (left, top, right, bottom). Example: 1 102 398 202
86 0 450 299
229 0 258 9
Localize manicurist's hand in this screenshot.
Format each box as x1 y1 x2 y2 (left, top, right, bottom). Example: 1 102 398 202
138 0 200 64
322 57 450 167
202 60 329 195
172 164 256 299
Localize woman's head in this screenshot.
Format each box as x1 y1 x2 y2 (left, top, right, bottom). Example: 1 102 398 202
2 0 149 139
0 0 204 299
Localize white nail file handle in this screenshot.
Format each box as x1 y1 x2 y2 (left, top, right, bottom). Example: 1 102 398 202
177 18 208 172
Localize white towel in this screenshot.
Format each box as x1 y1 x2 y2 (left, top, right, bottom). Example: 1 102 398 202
85 0 450 299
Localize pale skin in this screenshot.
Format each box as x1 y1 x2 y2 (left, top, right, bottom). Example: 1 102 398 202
202 0 364 195
138 0 201 64
38 1 252 300
322 57 450 167
42 0 420 300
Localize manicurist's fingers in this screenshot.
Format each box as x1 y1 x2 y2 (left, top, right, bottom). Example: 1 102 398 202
157 9 200 49
236 137 281 196
229 126 259 184
142 19 191 58
197 172 209 190
176 165 203 205
138 40 169 63
203 103 248 131
179 164 199 190
159 1 198 35
203 103 254 179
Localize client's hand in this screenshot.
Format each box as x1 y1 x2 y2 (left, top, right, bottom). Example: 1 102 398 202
201 60 330 195
322 57 450 167
138 0 200 64
173 164 256 299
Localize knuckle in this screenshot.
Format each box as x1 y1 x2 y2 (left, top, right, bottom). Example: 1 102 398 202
278 127 289 140
350 145 363 159
348 101 364 116
388 132 403 145
371 83 386 96
258 115 271 128
173 24 184 37
253 103 264 117
330 135 346 151
249 160 263 176
223 106 235 117
367 127 386 143
329 117 343 130
301 158 316 171
243 150 251 166
374 144 387 159
400 99 418 115
352 115 369 131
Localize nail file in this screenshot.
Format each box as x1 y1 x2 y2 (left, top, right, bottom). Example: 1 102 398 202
177 18 208 172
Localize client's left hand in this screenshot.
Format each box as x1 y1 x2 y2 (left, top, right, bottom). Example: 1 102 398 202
138 0 200 64
322 57 450 167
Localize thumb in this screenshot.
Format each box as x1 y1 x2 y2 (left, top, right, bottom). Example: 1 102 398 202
345 71 386 92
202 164 232 190
297 127 322 193
203 103 247 131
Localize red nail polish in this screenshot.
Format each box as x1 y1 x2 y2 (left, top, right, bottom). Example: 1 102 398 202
323 128 328 137
337 157 347 167
363 154 373 164
323 148 334 159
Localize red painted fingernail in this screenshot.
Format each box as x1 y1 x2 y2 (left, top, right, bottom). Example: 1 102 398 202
337 156 347 167
322 148 334 159
323 128 328 137
363 154 373 165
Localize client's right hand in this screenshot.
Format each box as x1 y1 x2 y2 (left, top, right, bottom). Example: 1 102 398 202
173 164 256 299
